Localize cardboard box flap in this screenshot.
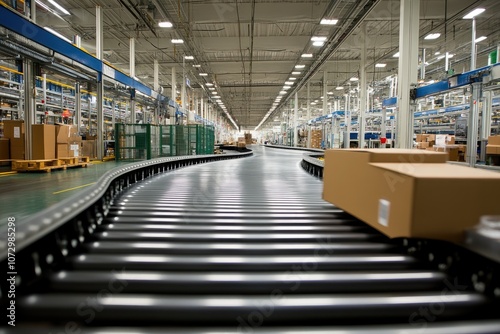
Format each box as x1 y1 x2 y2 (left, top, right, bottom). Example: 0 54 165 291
326 148 448 163
370 163 500 179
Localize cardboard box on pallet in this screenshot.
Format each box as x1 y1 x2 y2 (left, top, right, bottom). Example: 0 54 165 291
0 138 9 160
56 143 70 158
323 149 500 243
81 140 96 158
32 124 56 160
3 120 24 160
55 123 72 143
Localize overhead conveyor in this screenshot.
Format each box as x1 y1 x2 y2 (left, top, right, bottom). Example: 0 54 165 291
1 146 500 333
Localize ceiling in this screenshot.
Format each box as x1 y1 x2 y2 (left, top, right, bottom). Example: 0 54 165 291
19 0 500 128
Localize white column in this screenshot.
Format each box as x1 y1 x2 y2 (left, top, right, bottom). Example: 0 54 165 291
396 0 420 149
181 58 186 111
200 96 204 120
471 18 477 71
75 82 81 132
466 82 481 166
293 92 298 147
359 22 367 149
171 67 176 104
154 59 159 92
23 58 35 159
129 37 135 78
97 75 104 159
73 35 82 48
96 6 103 60
30 0 36 22
420 48 426 80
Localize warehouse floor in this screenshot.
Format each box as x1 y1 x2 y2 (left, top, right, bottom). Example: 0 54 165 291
0 160 126 225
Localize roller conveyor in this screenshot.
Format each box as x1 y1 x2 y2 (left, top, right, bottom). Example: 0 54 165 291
4 146 500 333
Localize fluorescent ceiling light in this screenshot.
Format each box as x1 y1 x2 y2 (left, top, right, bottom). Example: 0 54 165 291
209 87 215 90
475 36 487 43
320 18 338 25
375 63 387 68
350 77 359 81
327 91 334 95
279 91 287 95
288 77 296 81
283 86 291 89
301 53 313 58
158 21 173 28
193 64 201 68
199 73 208 76
49 0 70 15
184 56 194 60
312 41 325 47
393 52 400 58
424 33 441 40
206 83 214 86
311 36 328 42
463 8 485 19
44 27 71 43
295 65 305 69
434 51 441 55
171 39 184 44
336 86 344 90
437 55 446 60
447 53 454 58
292 71 301 75
213 96 221 98
311 102 317 105
285 81 294 85
211 91 218 94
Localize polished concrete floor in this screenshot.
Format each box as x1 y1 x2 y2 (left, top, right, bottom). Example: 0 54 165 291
0 160 126 227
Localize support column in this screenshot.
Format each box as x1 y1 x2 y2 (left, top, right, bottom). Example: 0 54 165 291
171 67 176 105
293 92 298 147
181 60 186 112
359 22 367 149
467 82 481 166
153 59 160 124
200 96 204 121
471 18 477 71
480 90 492 162
75 82 81 132
73 35 82 48
396 0 420 148
96 6 103 60
420 48 426 80
97 75 104 160
23 58 35 160
111 101 116 134
306 82 311 148
381 107 387 148
344 93 351 148
42 74 47 124
130 89 136 124
27 0 36 22
129 37 135 78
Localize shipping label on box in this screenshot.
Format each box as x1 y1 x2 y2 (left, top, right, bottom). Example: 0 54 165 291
13 127 20 138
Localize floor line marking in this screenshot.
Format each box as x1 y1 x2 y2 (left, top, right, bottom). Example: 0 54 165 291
53 182 96 194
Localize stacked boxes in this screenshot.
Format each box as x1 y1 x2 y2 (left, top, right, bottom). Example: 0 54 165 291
244 133 252 144
3 120 25 159
310 129 322 149
32 124 56 160
56 124 81 158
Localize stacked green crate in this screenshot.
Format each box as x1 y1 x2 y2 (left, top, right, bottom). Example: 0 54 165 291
115 124 152 161
159 125 175 156
206 125 215 154
176 125 189 156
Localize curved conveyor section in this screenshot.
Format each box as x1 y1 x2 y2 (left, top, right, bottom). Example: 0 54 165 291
2 146 500 333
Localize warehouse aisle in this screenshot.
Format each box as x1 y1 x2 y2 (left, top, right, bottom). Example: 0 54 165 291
14 145 500 330
0 160 126 225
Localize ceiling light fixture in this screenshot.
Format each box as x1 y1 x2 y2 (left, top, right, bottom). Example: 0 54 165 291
48 0 70 15
279 91 287 95
375 63 387 68
295 65 305 69
209 87 215 90
44 27 71 43
335 86 344 90
288 77 296 81
206 83 214 86
184 56 194 60
171 39 184 44
424 33 441 40
292 71 301 75
211 92 218 94
350 77 359 81
312 41 325 47
193 64 201 68
283 86 291 89
393 52 400 57
320 18 338 25
301 53 313 58
199 73 208 76
434 51 441 55
475 36 487 43
311 36 328 42
158 21 173 28
463 8 485 19
285 81 294 85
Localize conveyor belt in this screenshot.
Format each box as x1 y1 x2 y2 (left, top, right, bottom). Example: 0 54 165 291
5 145 500 332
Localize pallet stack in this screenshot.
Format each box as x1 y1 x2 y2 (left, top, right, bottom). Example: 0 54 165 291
310 129 322 149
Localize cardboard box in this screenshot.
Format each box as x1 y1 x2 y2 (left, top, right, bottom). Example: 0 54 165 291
323 149 449 232
432 145 459 161
416 134 428 142
366 163 500 242
3 120 25 160
56 143 70 158
0 138 9 160
32 124 56 160
446 135 455 145
69 143 80 157
323 149 500 242
426 134 436 142
417 142 429 149
486 145 500 155
55 124 71 143
488 135 500 146
82 140 96 158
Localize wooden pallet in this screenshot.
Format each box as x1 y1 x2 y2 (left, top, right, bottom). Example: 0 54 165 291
12 157 91 172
